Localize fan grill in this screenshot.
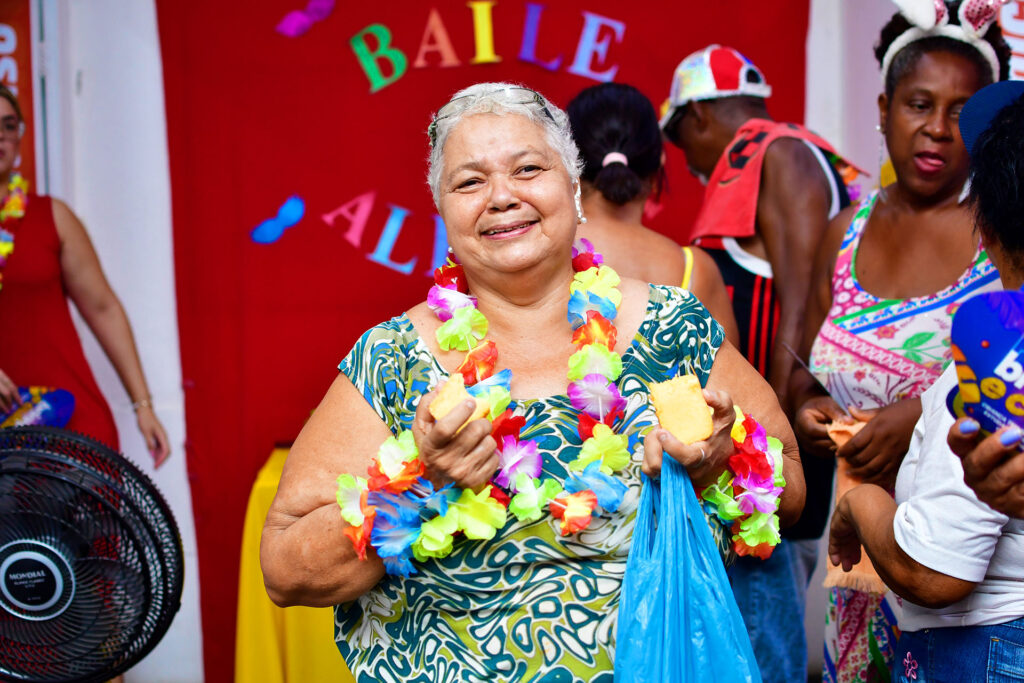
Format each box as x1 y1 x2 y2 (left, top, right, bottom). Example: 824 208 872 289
0 427 183 683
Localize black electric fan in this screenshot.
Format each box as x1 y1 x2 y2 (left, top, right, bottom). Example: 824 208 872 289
0 426 183 682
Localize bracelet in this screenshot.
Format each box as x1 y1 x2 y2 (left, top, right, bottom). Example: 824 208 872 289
131 397 153 412
699 409 786 560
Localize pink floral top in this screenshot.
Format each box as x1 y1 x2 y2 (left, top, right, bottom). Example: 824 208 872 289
809 190 1000 409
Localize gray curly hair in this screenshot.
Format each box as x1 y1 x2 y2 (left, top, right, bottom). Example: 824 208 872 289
426 82 583 207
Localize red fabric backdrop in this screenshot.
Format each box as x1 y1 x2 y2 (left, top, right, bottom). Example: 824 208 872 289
155 1 809 679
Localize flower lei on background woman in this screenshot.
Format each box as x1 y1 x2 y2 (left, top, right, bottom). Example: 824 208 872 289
0 173 29 292
337 239 784 575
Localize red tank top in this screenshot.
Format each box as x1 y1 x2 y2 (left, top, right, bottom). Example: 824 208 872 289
689 119 862 243
0 195 119 448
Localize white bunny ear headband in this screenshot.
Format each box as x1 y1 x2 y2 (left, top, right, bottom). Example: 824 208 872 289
881 0 1009 86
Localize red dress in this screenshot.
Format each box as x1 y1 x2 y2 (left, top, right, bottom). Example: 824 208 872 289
0 195 119 449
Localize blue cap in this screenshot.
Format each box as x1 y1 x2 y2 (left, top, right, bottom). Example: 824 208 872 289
959 80 1024 159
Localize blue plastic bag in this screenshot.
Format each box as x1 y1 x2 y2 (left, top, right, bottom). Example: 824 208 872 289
615 456 762 682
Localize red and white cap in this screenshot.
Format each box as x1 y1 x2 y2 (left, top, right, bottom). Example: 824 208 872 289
659 44 772 129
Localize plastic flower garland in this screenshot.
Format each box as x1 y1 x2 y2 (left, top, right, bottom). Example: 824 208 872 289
336 239 786 574
0 173 29 292
699 407 786 559
336 239 632 576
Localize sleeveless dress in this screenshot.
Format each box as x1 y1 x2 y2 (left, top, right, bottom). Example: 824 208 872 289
0 195 118 448
811 190 1000 682
335 285 727 683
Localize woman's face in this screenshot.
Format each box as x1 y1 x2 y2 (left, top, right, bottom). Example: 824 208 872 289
438 113 576 278
0 97 20 178
879 50 985 200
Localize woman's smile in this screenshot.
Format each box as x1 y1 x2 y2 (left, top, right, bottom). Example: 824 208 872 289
480 219 538 239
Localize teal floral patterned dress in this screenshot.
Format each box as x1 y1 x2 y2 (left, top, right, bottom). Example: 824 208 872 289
335 284 727 682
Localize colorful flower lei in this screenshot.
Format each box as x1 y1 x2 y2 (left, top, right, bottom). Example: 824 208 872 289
0 173 29 292
337 239 786 573
337 239 632 576
699 407 786 559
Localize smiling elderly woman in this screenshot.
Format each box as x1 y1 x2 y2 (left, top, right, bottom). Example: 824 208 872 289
260 82 804 682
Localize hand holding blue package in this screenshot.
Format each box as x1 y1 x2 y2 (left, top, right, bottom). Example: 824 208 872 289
615 456 761 682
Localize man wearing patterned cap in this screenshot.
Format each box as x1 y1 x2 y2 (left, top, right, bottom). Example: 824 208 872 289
661 44 861 683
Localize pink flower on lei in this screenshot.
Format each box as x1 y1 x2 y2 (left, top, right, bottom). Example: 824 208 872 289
493 436 541 491
567 373 626 420
427 284 477 322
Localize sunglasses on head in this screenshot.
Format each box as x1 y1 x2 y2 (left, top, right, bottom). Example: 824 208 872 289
428 86 555 148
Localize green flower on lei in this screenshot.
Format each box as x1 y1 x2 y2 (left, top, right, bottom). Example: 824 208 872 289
437 306 488 352
570 424 630 474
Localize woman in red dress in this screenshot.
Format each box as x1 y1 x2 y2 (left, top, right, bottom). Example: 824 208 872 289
0 84 170 466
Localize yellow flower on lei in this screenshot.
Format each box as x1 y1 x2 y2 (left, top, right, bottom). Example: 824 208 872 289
436 305 488 352
730 406 747 442
453 486 507 540
567 344 622 382
377 430 418 479
570 265 622 307
335 473 369 526
412 508 460 561
570 423 630 474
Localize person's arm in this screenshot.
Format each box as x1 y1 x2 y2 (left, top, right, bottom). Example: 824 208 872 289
644 340 805 527
54 199 170 464
789 205 857 455
0 367 19 412
688 247 740 347
829 483 976 608
261 374 391 607
833 386 1008 608
757 138 833 410
837 399 922 488
261 373 498 607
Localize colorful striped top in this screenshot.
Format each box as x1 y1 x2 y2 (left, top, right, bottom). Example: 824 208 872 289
809 190 1001 409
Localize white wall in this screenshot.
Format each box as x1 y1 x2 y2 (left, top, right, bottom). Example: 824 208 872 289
807 0 896 174
35 1 203 680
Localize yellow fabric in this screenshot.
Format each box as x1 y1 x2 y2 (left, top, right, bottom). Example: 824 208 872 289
235 448 353 683
880 159 896 189
681 246 694 291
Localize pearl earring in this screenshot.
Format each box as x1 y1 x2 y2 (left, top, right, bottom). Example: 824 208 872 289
574 182 587 225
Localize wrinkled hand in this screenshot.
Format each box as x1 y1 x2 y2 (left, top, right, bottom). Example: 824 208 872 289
828 492 862 572
0 368 20 413
136 406 171 468
948 418 1024 517
642 388 736 488
795 395 850 457
837 400 920 488
412 390 498 491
